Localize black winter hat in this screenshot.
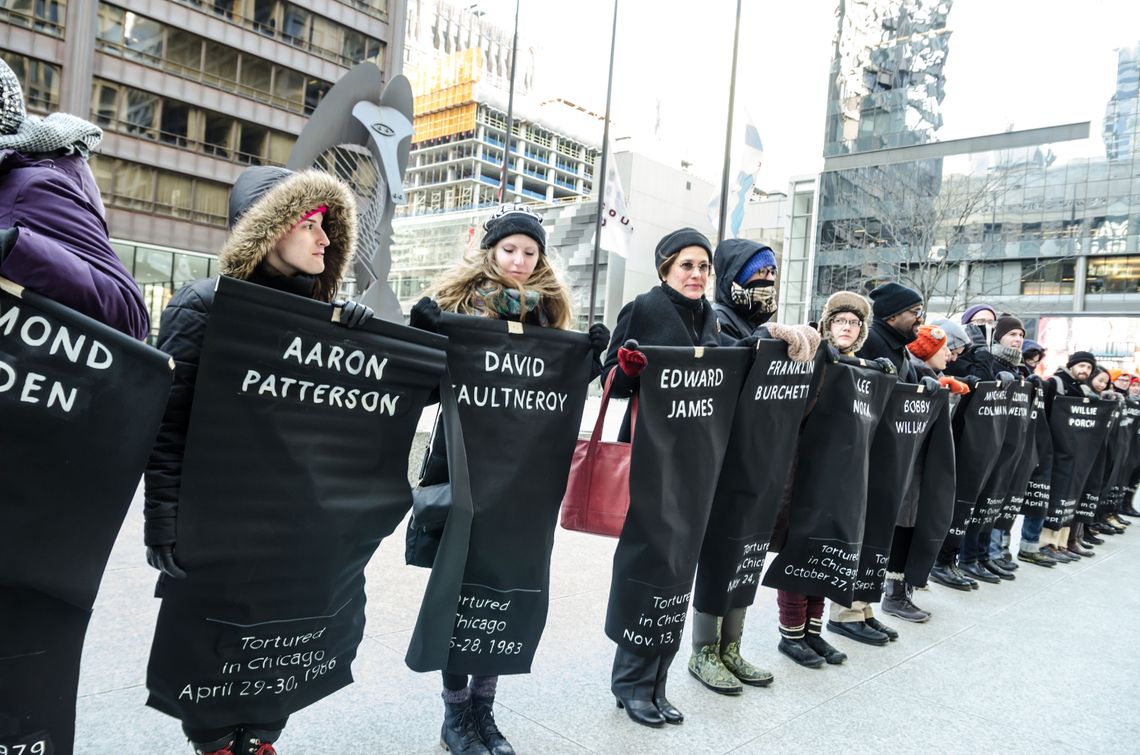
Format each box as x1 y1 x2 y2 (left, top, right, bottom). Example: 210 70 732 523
993 315 1024 342
1067 350 1096 369
480 204 546 253
655 227 712 276
869 282 923 319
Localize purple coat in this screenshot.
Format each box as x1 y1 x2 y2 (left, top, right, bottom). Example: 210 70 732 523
0 149 149 339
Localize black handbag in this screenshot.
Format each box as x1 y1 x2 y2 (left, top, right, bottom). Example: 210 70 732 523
404 483 451 567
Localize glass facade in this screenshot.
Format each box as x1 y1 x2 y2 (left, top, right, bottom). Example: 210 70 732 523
90 156 231 227
111 241 218 340
2 53 59 113
0 0 66 35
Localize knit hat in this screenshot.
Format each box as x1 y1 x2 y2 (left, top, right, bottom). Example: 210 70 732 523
480 204 546 253
1022 339 1045 356
960 303 997 325
655 227 712 276
869 282 922 320
931 318 970 352
1109 368 1124 383
735 245 777 284
0 58 25 136
1067 351 1096 369
993 315 1024 342
907 324 948 361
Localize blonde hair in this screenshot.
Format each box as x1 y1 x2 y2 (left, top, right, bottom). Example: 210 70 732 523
433 243 573 329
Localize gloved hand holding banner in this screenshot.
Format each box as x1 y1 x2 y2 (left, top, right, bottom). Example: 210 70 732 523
1021 385 1054 519
405 312 592 676
0 278 172 754
606 345 750 657
145 277 447 730
1045 396 1117 530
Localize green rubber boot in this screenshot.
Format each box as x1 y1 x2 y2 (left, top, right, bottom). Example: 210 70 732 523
687 611 743 695
720 609 774 686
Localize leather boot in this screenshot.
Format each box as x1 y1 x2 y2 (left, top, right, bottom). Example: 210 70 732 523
442 698 492 754
960 561 1000 584
777 629 824 668
950 562 979 589
471 697 514 755
237 729 280 755
981 559 1015 581
803 630 846 665
193 733 238 755
687 612 743 694
929 563 972 591
881 578 930 623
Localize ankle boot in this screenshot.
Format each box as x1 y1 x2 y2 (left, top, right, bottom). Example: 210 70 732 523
881 578 930 623
777 624 825 668
471 697 514 755
441 698 491 754
803 630 847 665
687 617 743 694
193 733 238 755
238 729 280 755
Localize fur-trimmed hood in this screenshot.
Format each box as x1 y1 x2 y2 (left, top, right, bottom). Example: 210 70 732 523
819 290 871 355
218 167 356 303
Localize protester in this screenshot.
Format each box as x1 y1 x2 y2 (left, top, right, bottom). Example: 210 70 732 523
1108 369 1133 398
0 57 148 339
960 304 997 327
1129 375 1140 400
143 166 366 755
687 239 820 695
857 282 923 380
601 227 721 728
932 318 971 364
1021 340 1046 377
1089 366 1115 398
773 291 873 665
411 204 607 755
944 304 1006 382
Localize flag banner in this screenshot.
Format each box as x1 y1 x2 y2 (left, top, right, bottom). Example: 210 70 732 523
853 383 944 604
597 142 634 258
405 313 592 675
762 361 896 606
1044 396 1117 530
0 279 171 754
901 395 956 586
969 382 1034 529
941 382 1011 548
606 346 750 657
145 277 446 729
1021 387 1054 518
692 343 821 615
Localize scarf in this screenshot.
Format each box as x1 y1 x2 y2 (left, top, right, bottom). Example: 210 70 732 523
992 343 1023 369
476 286 546 324
0 113 102 157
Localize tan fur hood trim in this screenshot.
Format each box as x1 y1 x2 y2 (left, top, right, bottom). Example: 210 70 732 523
820 290 872 354
218 170 357 303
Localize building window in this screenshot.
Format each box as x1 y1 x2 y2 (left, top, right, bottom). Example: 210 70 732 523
1021 258 1075 296
90 155 230 227
1 0 66 35
1086 255 1140 294
4 54 60 112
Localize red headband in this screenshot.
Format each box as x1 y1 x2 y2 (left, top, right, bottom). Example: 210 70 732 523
296 205 328 226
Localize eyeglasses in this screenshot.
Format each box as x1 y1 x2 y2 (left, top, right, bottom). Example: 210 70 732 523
909 308 926 319
677 261 711 275
832 316 862 329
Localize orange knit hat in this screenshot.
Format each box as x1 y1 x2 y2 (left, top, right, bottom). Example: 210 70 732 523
907 324 948 361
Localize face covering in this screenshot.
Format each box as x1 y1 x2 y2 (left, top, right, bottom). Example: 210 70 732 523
730 278 777 321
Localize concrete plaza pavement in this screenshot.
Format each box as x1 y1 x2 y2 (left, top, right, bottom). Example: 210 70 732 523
76 449 1139 754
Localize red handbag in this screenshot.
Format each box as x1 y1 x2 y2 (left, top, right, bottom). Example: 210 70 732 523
559 370 638 537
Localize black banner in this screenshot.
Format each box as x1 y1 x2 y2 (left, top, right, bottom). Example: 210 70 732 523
1075 405 1119 523
1100 403 1137 512
0 279 171 754
995 383 1041 529
941 382 1011 546
145 277 446 730
762 361 896 605
853 383 943 603
901 396 956 586
606 345 750 657
1022 387 1054 518
692 342 820 615
1045 397 1117 529
405 313 591 675
969 382 1034 529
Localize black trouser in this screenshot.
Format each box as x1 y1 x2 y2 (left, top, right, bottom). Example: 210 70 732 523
611 647 675 701
183 717 288 745
961 520 991 564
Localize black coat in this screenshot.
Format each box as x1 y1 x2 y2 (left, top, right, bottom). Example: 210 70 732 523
857 318 917 382
944 346 998 381
601 283 721 440
712 238 774 343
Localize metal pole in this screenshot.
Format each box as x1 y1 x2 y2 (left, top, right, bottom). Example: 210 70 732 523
716 0 744 244
587 0 620 325
498 0 521 202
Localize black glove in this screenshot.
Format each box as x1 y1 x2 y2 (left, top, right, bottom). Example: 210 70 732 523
334 299 374 328
995 370 1015 387
824 341 841 363
920 375 942 393
960 374 981 389
587 323 610 359
146 544 187 579
872 357 897 375
0 227 17 263
409 296 442 333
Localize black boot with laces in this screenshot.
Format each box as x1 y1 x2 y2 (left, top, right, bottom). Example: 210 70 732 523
471 697 515 755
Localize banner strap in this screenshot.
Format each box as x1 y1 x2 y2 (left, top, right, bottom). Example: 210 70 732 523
0 275 25 298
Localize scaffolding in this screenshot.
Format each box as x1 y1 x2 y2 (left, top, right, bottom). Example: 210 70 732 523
407 48 483 144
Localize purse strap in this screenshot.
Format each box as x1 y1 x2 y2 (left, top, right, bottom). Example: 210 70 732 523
588 369 639 449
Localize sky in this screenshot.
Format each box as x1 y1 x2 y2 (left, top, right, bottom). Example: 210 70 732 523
459 0 1140 191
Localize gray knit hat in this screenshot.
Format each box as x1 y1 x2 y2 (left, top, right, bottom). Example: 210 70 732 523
0 57 26 136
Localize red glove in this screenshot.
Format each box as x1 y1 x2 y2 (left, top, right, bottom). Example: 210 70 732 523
939 375 971 395
618 346 647 377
